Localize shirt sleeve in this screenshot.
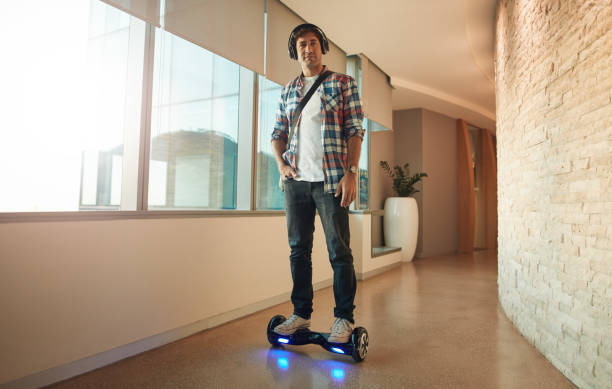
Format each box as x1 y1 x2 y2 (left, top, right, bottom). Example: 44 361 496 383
342 76 365 141
271 90 289 143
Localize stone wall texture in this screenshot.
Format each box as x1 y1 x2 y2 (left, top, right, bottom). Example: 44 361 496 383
495 1 612 388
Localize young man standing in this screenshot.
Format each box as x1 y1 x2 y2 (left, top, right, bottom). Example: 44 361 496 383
270 23 364 343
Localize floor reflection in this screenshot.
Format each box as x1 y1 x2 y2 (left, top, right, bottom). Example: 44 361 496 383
265 347 358 386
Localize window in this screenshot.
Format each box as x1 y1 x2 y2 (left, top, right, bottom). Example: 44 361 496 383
148 29 254 210
368 120 389 132
1 1 373 215
353 117 389 210
0 0 145 212
256 76 284 210
355 119 371 211
347 55 369 210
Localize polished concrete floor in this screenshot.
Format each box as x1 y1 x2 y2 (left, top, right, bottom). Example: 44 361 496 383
49 250 575 388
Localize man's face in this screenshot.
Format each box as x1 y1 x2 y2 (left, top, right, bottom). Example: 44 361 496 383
296 31 322 69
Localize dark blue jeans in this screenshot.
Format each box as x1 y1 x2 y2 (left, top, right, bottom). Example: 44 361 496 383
284 180 356 323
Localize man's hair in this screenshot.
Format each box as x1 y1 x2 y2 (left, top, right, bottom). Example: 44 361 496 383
293 25 325 49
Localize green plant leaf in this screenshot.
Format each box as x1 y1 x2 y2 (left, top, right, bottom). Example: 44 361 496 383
379 161 427 197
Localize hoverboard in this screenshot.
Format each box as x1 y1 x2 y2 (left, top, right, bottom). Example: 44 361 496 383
266 315 369 362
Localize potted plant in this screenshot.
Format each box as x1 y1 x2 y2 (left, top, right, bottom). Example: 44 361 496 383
380 161 428 261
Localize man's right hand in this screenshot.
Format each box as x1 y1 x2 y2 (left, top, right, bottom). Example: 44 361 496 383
279 164 298 180
271 139 297 180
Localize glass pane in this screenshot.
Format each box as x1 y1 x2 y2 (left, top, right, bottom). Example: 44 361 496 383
369 119 389 132
168 38 213 103
0 0 144 212
256 76 284 210
150 29 242 210
213 55 240 97
357 119 370 210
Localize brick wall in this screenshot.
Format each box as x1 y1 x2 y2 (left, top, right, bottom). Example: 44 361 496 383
495 1 612 388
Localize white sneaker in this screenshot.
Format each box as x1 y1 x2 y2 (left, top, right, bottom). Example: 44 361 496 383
327 317 353 343
274 314 311 335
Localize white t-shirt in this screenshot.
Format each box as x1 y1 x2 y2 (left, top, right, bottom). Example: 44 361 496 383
295 75 324 182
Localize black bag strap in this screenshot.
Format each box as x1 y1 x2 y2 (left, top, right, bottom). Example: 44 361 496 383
285 70 332 150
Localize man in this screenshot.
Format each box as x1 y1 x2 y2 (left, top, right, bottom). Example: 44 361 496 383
270 23 364 343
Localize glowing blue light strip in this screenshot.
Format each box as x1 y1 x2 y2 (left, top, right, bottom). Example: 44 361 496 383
330 347 345 354
278 338 289 344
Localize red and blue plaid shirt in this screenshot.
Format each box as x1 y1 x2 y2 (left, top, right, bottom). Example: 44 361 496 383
271 69 365 193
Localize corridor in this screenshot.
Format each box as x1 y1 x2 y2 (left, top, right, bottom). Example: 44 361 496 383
49 251 575 388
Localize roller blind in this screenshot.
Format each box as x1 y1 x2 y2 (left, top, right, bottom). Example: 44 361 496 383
100 0 160 26
325 41 347 75
265 0 304 86
360 54 393 130
164 0 265 74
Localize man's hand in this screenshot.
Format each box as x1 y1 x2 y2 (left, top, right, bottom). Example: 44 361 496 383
335 172 357 208
279 164 298 180
272 139 298 180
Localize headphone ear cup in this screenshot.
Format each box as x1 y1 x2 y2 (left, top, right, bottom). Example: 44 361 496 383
287 34 295 59
317 27 329 55
288 35 297 60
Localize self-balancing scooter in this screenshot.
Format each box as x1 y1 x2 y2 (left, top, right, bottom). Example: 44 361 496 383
266 314 369 362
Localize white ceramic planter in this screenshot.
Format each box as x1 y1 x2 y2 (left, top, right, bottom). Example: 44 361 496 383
383 197 419 262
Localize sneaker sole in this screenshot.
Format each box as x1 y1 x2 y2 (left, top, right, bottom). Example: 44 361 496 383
274 324 311 335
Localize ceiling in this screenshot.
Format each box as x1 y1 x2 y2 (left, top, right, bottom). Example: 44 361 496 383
281 0 498 131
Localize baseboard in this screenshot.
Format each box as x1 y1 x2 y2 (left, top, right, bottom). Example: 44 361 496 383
3 279 334 389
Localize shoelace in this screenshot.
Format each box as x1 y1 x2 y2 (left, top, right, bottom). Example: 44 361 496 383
284 315 300 326
330 318 351 335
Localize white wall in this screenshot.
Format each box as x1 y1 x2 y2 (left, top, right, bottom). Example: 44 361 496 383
0 213 399 386
0 216 329 384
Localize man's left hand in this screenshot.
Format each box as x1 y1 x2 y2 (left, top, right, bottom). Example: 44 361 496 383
335 173 357 208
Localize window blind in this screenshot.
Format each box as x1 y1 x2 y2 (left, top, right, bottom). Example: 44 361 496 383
100 0 160 27
164 0 265 74
360 54 393 130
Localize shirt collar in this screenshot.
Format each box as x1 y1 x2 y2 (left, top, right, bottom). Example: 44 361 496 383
297 65 327 88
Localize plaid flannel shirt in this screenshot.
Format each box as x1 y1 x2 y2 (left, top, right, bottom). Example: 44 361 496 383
271 70 365 193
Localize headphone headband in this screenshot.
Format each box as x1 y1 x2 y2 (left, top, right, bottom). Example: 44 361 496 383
288 23 330 60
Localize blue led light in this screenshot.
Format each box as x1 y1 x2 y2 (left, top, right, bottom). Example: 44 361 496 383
330 347 345 354
277 357 289 369
278 338 289 344
331 369 345 379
